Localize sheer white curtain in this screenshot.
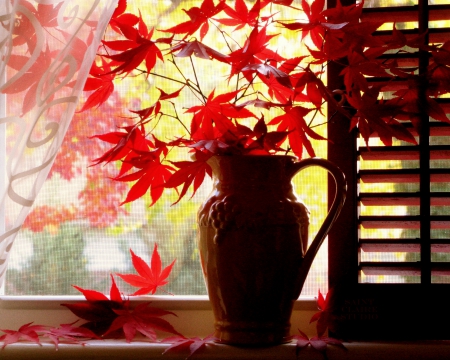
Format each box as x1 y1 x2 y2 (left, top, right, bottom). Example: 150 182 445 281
0 0 118 287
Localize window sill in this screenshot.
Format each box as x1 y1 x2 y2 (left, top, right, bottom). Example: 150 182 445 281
0 296 318 341
2 340 450 360
3 296 450 359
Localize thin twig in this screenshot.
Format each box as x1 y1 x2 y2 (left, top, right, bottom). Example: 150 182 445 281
189 56 207 102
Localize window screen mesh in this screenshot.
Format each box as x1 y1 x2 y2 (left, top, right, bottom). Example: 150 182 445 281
5 146 329 296
4 0 330 297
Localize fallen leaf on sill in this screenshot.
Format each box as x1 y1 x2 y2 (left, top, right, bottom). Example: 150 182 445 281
0 322 45 349
62 274 181 342
40 322 100 349
292 329 346 359
162 334 218 359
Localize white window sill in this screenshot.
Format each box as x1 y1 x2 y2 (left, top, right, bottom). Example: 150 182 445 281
2 296 450 359
2 340 450 360
0 296 318 351
0 295 318 336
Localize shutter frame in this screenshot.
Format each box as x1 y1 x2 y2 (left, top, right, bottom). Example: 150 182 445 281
327 0 450 340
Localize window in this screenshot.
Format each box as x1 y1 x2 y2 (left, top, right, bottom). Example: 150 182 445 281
3 0 330 298
2 0 449 345
328 0 450 339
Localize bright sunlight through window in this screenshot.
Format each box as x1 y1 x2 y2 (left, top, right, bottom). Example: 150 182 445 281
4 0 329 297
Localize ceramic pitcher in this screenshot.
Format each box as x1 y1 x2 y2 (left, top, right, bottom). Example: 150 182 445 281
197 155 346 346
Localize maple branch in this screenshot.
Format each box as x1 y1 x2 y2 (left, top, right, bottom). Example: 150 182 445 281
307 108 321 128
189 56 207 102
168 55 206 104
167 102 191 135
84 0 447 211
145 70 188 87
234 72 259 103
210 20 236 53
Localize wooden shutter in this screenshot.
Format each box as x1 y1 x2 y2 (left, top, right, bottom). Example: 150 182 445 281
327 0 450 340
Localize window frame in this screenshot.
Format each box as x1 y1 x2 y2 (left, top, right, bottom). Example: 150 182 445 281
2 0 450 348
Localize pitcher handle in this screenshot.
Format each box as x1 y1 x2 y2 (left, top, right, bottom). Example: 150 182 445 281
289 157 347 289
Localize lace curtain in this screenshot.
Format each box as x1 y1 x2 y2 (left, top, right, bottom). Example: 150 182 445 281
0 0 118 287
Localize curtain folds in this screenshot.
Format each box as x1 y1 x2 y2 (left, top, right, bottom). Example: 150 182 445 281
0 0 118 288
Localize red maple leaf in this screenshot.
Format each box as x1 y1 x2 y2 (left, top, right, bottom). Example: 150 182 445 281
79 58 115 112
188 139 230 154
92 123 176 206
34 2 63 28
91 123 153 175
62 275 124 336
341 21 385 55
63 274 179 341
2 47 52 115
0 322 99 349
108 0 140 33
277 0 326 50
0 323 45 348
40 323 99 349
227 24 283 78
226 116 289 154
186 90 250 140
111 0 127 19
346 86 417 146
322 0 364 25
242 62 293 90
115 154 175 205
268 106 326 158
160 0 226 40
215 0 270 30
11 2 63 49
116 244 176 295
164 151 213 204
105 303 181 342
391 84 450 126
129 86 185 122
103 18 164 76
272 0 296 5
309 289 334 337
340 51 390 94
252 119 290 154
162 334 218 360
255 57 307 103
293 329 346 358
170 40 230 63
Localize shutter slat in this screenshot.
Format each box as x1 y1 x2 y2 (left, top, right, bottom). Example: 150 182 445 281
359 169 450 183
408 121 450 137
373 28 450 46
360 262 421 276
432 264 450 276
363 4 450 47
360 239 420 252
360 239 450 253
359 192 450 206
366 122 450 138
359 145 450 161
360 215 450 229
361 5 450 23
369 77 450 92
360 262 450 276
